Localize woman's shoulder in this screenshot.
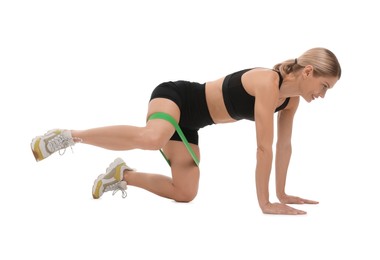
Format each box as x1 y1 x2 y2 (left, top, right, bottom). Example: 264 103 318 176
242 68 281 95
245 67 279 78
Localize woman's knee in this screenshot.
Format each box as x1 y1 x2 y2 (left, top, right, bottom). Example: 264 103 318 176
173 187 198 203
138 129 170 150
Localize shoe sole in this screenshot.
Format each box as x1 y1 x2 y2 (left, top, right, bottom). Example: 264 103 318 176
92 174 105 199
31 129 67 162
31 138 43 162
92 158 126 199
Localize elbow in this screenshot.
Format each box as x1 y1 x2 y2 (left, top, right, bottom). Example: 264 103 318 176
276 142 292 152
257 145 273 157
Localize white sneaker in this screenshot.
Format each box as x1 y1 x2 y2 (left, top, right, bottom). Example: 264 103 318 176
92 158 134 199
31 129 76 162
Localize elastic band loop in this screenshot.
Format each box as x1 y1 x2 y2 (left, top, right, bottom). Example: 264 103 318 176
147 112 200 167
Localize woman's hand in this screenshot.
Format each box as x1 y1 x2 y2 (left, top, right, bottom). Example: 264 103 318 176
261 202 306 215
278 194 319 205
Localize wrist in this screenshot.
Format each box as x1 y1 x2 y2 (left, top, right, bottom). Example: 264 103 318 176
258 199 270 209
276 192 287 201
276 188 286 198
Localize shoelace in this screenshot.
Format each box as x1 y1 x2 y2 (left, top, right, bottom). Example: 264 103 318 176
47 135 81 156
105 181 128 198
47 134 72 155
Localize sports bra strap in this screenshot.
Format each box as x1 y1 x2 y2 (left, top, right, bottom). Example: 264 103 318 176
273 70 283 88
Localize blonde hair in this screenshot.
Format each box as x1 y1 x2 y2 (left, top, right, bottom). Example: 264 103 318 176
273 47 342 79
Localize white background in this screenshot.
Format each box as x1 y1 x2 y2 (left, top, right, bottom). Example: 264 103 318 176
1 0 379 259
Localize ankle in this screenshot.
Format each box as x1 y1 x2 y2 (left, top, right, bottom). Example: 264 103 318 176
123 170 135 182
70 130 83 143
123 170 129 182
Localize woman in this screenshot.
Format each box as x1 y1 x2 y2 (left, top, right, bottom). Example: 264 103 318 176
31 47 341 215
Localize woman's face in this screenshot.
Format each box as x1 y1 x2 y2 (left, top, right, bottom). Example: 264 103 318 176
300 66 339 103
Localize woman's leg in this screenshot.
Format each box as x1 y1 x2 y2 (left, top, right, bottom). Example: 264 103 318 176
31 98 181 162
71 98 180 151
123 140 201 202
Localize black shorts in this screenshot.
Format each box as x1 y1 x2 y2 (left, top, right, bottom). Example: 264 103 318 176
149 81 214 145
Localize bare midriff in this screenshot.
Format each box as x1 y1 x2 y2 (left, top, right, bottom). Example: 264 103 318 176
205 77 237 124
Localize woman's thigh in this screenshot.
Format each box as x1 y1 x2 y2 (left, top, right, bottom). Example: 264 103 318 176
143 98 181 148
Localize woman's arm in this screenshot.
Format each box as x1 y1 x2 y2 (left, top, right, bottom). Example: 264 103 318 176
275 97 299 200
247 71 279 209
253 74 294 213
254 91 275 209
256 95 307 214
276 96 319 206
247 70 307 214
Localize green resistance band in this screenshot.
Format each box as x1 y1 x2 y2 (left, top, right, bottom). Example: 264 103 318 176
147 112 200 167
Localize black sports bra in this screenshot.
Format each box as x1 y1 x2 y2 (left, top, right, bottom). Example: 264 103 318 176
222 68 290 121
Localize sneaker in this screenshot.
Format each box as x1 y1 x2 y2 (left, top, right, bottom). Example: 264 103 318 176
31 129 76 162
92 158 134 199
